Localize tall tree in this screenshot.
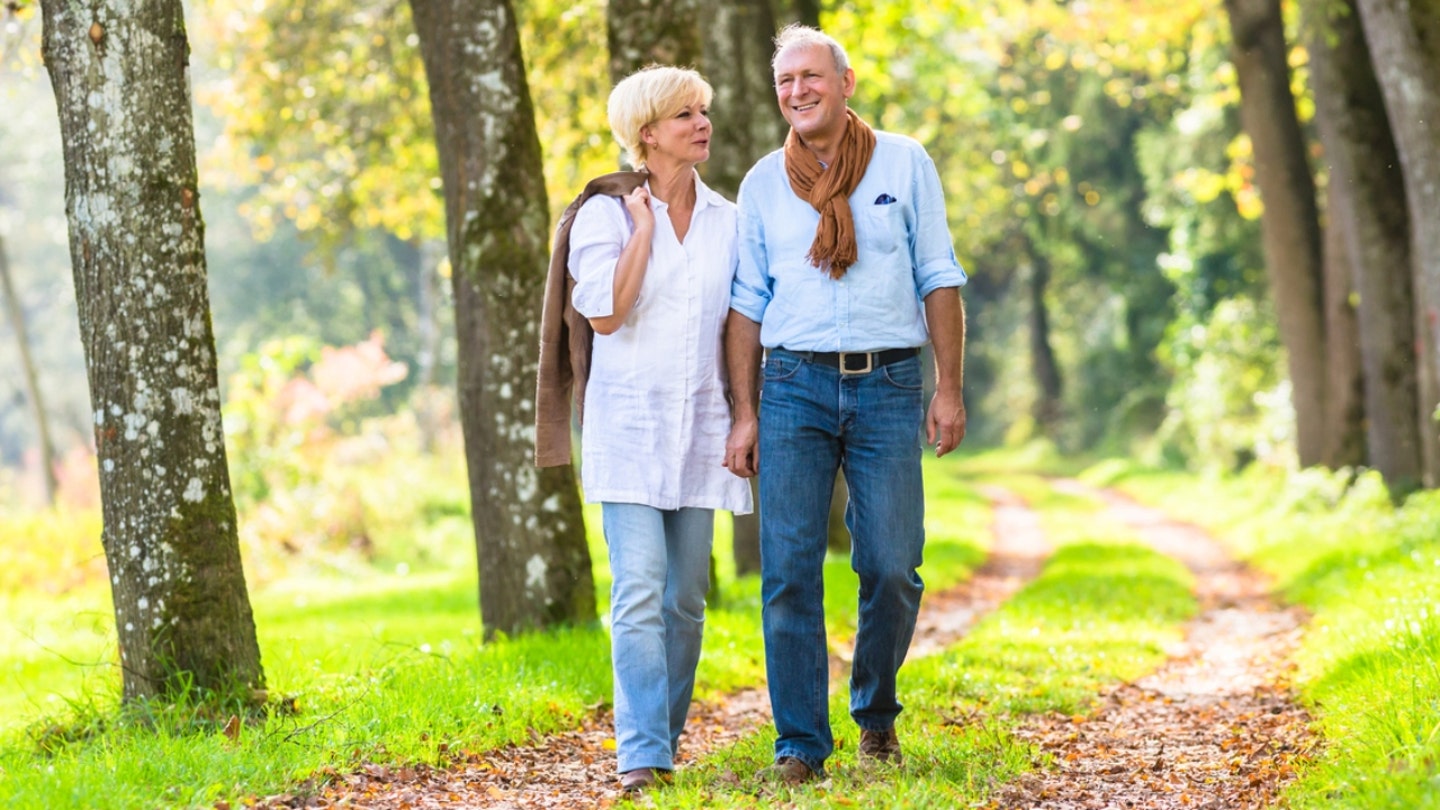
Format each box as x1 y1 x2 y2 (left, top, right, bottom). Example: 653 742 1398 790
1308 0 1419 488
1318 190 1366 468
0 234 59 505
698 0 786 576
1356 0 1440 486
606 0 700 88
1022 237 1064 432
700 0 786 200
40 0 264 700
1223 0 1329 467
409 0 595 637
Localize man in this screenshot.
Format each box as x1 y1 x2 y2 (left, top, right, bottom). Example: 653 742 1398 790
722 24 967 784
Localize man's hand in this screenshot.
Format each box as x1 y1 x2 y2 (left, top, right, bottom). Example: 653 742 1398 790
723 415 759 478
926 388 967 458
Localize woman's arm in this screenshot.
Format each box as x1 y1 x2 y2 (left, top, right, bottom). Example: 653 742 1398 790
588 186 655 335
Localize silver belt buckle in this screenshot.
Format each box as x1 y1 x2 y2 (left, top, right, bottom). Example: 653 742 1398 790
839 352 873 375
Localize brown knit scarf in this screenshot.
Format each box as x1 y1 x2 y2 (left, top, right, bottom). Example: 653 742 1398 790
784 107 877 279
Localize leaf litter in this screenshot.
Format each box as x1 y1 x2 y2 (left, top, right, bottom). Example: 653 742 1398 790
250 482 1314 808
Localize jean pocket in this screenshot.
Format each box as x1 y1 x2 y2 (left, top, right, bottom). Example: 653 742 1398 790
880 357 923 390
762 351 804 383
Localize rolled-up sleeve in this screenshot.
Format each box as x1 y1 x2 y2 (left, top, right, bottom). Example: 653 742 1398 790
730 177 772 323
910 151 968 299
568 196 627 319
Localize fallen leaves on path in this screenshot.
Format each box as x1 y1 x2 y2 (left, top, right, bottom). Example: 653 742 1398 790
249 481 1318 810
987 483 1317 809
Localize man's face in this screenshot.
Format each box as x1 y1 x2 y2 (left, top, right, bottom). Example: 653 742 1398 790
773 43 855 144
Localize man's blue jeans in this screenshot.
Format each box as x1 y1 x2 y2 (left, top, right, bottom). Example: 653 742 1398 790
758 349 926 774
602 503 714 773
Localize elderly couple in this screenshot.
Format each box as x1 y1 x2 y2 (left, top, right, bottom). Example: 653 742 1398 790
535 23 967 793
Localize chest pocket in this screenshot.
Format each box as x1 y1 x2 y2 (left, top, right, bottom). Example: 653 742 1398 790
861 203 905 255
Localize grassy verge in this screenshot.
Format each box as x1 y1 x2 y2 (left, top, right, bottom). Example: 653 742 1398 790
0 456 986 809
1094 462 1440 809
644 466 1198 809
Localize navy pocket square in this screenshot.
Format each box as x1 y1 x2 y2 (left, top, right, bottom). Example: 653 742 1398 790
874 193 897 205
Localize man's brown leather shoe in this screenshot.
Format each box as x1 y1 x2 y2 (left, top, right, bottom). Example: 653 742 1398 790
619 767 658 792
757 755 817 785
859 727 902 764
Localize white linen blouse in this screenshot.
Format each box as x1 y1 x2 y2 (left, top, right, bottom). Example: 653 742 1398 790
567 172 753 515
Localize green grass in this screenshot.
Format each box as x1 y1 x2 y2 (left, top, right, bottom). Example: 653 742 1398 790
0 455 993 809
638 464 1198 808
1104 461 1440 809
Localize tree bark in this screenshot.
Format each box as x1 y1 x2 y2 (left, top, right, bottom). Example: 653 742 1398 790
409 0 596 637
700 0 787 197
1025 242 1064 433
693 0 786 577
1223 0 1329 467
40 0 264 701
0 234 59 506
1319 186 1367 469
606 0 701 92
1356 0 1440 486
1308 0 1422 489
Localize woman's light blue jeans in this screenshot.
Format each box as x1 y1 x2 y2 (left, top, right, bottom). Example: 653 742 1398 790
757 349 927 775
602 503 714 773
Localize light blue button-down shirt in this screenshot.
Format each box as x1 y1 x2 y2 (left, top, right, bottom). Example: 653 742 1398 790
730 130 967 352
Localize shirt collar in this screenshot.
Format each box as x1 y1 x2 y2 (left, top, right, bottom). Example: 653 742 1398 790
645 169 724 212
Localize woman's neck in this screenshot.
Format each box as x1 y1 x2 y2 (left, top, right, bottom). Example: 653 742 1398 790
644 159 697 209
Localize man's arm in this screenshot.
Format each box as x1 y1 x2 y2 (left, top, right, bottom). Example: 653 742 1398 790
723 309 763 478
924 287 966 457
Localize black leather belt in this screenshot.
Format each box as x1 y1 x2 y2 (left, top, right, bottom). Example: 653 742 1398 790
777 347 919 375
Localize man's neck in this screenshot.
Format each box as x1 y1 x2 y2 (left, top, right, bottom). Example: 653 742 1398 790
800 115 848 167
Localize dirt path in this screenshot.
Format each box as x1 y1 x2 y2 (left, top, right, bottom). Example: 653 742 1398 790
255 482 1315 809
988 481 1315 810
253 488 1051 809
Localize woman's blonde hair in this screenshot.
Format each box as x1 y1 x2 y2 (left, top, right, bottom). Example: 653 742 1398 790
607 65 714 169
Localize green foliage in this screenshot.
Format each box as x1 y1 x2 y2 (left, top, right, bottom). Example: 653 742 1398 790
1153 297 1290 472
197 0 441 247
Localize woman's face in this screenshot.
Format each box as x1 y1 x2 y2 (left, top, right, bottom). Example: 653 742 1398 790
643 100 712 167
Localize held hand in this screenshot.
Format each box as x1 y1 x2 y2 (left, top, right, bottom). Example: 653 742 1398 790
623 186 654 230
723 416 760 479
926 388 967 458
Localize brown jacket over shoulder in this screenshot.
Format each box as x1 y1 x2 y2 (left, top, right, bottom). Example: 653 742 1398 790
534 170 649 467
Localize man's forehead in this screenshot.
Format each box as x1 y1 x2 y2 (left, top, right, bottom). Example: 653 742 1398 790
773 44 834 74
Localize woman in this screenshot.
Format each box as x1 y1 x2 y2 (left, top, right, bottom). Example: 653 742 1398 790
567 65 752 792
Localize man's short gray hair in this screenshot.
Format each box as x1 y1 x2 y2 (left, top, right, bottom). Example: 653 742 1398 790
772 23 849 75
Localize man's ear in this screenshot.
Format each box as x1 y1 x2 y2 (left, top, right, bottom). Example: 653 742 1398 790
842 67 856 99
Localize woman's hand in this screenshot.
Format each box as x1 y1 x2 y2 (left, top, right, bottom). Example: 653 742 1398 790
623 186 654 232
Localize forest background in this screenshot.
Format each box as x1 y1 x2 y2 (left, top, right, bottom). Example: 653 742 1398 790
0 0 1439 806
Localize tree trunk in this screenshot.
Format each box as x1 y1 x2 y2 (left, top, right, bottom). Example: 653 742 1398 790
0 234 59 506
694 0 785 577
1223 0 1329 467
1319 186 1367 469
40 0 264 701
1308 0 1422 489
409 0 595 637
774 0 821 27
606 0 701 90
1025 243 1064 433
700 0 787 197
1356 0 1440 486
